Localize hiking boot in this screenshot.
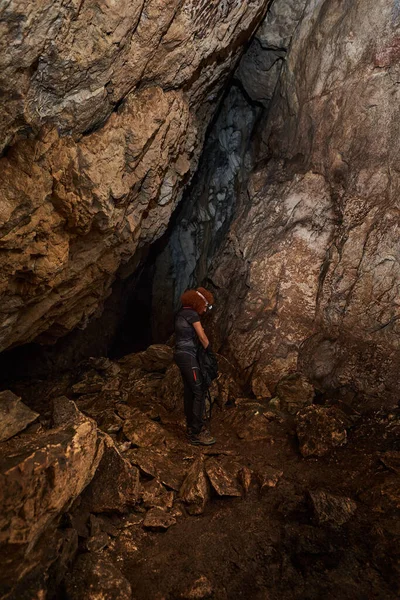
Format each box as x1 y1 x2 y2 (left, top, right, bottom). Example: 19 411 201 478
188 428 216 446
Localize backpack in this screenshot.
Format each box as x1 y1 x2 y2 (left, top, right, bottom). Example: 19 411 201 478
198 346 219 390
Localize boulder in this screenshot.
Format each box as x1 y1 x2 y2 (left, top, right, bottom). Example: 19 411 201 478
179 458 210 515
141 480 174 510
276 372 315 414
205 458 242 497
0 390 39 442
309 490 357 527
296 405 348 457
0 406 103 597
65 554 132 600
80 436 141 514
138 344 174 372
122 408 167 448
126 447 187 491
159 363 184 412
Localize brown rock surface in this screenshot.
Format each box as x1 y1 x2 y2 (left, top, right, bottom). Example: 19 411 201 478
210 0 400 407
0 0 269 352
0 390 39 442
65 554 132 600
0 404 103 597
179 457 210 515
309 489 357 528
80 436 141 514
143 507 177 531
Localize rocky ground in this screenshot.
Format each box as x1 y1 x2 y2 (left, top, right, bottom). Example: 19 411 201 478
1 345 399 599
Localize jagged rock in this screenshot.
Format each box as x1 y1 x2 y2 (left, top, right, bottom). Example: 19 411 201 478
125 447 187 492
179 458 210 515
276 372 315 415
309 490 357 528
143 507 176 531
207 0 400 408
179 576 214 600
159 363 184 412
138 344 174 372
98 409 124 434
256 466 283 492
0 390 39 442
122 408 167 448
238 466 254 493
70 371 105 395
205 458 242 497
251 374 272 400
296 405 348 457
65 554 132 600
52 395 82 427
0 407 103 597
80 436 141 514
0 0 268 352
141 480 174 510
227 408 272 442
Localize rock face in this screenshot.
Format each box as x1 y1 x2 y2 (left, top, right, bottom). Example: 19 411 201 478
209 0 400 407
0 0 269 352
0 401 103 598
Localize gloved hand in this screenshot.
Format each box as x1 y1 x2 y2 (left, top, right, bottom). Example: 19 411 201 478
205 344 213 354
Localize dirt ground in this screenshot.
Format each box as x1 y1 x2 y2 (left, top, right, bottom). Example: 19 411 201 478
102 401 400 600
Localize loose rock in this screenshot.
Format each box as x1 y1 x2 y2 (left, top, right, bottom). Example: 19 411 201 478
0 390 39 442
179 458 210 515
65 554 132 600
296 405 348 457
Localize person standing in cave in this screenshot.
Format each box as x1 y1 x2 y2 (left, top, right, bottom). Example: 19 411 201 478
174 287 216 446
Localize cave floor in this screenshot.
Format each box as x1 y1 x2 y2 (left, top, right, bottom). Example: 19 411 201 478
4 353 400 600
103 401 400 600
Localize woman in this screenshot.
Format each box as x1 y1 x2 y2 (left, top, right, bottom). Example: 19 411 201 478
174 287 216 446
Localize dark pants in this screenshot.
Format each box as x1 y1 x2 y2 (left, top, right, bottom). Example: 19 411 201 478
174 350 205 434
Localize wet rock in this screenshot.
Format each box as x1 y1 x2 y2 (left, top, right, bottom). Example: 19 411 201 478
141 480 174 510
276 372 315 414
126 447 187 491
179 575 214 599
205 458 242 497
179 458 210 515
296 405 348 457
0 390 39 442
143 507 176 531
80 436 141 514
122 408 167 448
309 490 357 527
65 554 132 600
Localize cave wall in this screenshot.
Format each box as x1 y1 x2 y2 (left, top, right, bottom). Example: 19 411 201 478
0 0 270 352
210 0 400 406
150 0 307 342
